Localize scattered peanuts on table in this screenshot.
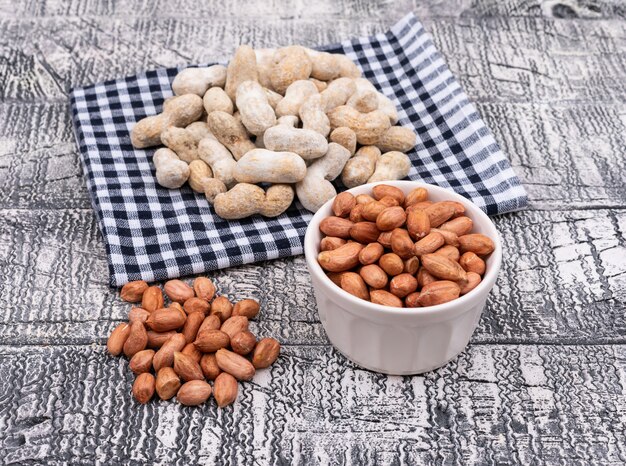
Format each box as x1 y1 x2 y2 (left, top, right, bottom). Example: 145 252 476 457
108 277 280 407
130 46 417 219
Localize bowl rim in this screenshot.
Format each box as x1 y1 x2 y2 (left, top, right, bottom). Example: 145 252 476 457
303 180 503 319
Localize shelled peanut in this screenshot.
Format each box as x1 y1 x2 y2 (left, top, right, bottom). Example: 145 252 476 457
107 277 280 406
316 185 495 307
131 45 417 219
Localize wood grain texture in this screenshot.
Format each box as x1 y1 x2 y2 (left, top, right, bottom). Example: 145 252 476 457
1 0 624 20
0 15 624 103
0 0 624 463
1 344 625 465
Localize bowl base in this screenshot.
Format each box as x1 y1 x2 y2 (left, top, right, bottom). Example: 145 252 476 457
332 346 465 376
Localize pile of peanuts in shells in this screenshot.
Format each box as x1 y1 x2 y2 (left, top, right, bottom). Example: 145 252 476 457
107 277 280 406
317 185 495 308
130 45 417 219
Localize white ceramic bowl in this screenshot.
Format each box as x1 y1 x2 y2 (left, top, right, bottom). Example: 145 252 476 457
304 181 502 375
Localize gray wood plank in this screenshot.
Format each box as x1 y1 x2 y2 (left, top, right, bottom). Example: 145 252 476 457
1 208 624 345
1 343 625 465
1 0 624 20
0 16 624 104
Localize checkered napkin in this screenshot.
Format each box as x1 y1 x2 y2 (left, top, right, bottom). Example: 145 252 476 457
70 12 527 287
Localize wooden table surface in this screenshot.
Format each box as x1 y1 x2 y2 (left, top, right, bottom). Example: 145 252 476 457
1 1 625 464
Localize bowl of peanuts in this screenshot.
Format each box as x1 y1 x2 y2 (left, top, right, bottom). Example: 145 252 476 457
304 180 502 375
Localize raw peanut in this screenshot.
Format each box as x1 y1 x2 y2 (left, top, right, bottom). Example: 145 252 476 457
231 331 257 355
349 204 365 222
164 279 195 303
340 272 370 300
177 380 212 406
317 242 364 272
359 242 384 265
132 373 155 404
107 323 131 356
372 184 405 204
153 333 186 371
123 320 148 358
379 253 404 276
377 231 393 248
320 237 346 251
458 234 495 256
193 277 216 302
220 316 249 339
319 216 354 238
146 308 187 332
210 296 233 322
390 228 415 259
405 292 421 308
440 216 473 236
216 348 256 380
121 280 149 303
128 307 150 324
181 342 203 363
173 351 204 381
431 228 459 247
407 200 434 212
355 194 376 205
418 281 461 306
141 286 164 312
370 290 403 307
421 254 467 282
389 273 418 298
183 297 210 315
169 302 185 315
156 367 181 400
404 187 428 208
460 272 482 295
425 202 457 227
407 209 430 240
182 311 205 344
403 256 420 275
359 264 388 289
252 338 281 369
232 299 261 319
417 267 437 287
146 330 177 349
202 356 224 384
197 315 222 337
129 349 155 374
459 252 486 275
378 196 400 207
434 245 460 262
361 201 386 221
445 200 465 217
214 372 238 407
376 206 406 231
414 231 445 256
332 192 356 217
326 272 344 287
194 329 230 352
349 222 380 243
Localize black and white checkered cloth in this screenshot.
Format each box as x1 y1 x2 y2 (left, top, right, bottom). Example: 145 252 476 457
70 13 527 287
